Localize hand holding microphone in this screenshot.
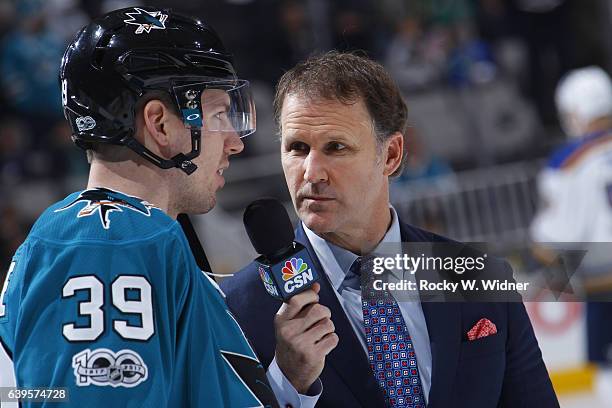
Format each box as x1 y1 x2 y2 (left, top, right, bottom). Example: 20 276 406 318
244 198 338 393
274 282 338 393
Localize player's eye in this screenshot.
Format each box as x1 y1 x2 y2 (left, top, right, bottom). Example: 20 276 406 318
213 110 228 120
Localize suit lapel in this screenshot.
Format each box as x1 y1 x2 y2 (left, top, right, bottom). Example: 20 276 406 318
419 302 461 407
296 225 386 407
399 221 461 408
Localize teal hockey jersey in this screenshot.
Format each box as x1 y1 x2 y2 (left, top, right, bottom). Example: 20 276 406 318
0 188 277 407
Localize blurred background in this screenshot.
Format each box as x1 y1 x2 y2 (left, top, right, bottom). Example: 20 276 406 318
1 0 611 405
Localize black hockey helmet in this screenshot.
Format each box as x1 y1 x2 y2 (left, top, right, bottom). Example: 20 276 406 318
60 7 255 174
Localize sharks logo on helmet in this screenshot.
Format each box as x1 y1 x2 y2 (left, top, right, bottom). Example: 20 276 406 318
123 8 168 34
54 188 154 229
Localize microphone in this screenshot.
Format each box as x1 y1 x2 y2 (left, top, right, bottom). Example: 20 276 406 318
244 198 321 301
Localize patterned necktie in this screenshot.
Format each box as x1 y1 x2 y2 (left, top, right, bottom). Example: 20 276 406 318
350 256 425 408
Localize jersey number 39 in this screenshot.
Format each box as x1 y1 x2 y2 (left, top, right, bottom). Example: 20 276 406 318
62 275 154 342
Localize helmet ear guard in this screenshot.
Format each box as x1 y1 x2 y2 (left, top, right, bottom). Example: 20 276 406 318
122 128 201 175
120 85 204 175
59 6 255 175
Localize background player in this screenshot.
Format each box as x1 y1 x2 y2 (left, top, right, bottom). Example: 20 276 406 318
0 7 327 407
531 65 612 403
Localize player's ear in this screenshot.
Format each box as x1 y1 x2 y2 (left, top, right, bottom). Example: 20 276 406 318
383 131 403 176
142 99 174 157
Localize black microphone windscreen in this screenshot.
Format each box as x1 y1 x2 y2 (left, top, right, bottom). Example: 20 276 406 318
243 198 295 256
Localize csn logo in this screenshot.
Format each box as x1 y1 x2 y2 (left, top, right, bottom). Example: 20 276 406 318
258 266 279 297
281 258 314 293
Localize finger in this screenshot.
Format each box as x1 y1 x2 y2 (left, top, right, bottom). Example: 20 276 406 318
315 332 339 355
277 287 320 320
304 318 335 343
274 318 302 343
295 303 332 330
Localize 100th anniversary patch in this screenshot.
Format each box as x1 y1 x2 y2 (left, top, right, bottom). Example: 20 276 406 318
72 348 148 388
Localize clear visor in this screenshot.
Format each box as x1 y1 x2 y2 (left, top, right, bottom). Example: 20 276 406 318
172 79 256 138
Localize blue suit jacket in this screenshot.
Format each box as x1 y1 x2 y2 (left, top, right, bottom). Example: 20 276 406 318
221 222 559 407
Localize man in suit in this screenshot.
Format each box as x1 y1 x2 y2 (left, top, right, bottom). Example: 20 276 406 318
221 51 559 407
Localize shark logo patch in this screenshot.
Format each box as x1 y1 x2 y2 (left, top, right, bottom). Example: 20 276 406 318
123 8 168 35
54 188 154 229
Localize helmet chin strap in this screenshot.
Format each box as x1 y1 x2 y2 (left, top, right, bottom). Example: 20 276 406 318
122 128 201 175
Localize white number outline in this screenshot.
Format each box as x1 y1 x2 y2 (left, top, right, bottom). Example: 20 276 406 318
0 262 17 319
61 79 68 107
112 276 154 341
62 276 105 342
62 275 155 342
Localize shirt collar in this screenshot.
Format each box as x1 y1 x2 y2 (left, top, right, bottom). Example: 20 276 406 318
303 205 401 291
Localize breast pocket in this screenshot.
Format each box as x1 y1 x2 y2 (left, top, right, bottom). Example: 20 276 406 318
459 331 506 360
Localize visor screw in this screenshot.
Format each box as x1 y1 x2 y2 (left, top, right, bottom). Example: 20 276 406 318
186 100 198 110
185 89 197 100
181 160 193 169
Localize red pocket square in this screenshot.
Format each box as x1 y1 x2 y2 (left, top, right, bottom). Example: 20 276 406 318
467 318 497 341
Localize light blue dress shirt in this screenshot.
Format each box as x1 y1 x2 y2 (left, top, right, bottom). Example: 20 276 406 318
302 206 432 404
267 358 320 407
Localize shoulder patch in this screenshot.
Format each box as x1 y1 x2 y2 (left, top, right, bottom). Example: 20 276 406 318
54 188 154 229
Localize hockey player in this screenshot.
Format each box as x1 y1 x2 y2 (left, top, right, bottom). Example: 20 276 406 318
531 66 612 403
0 7 329 407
